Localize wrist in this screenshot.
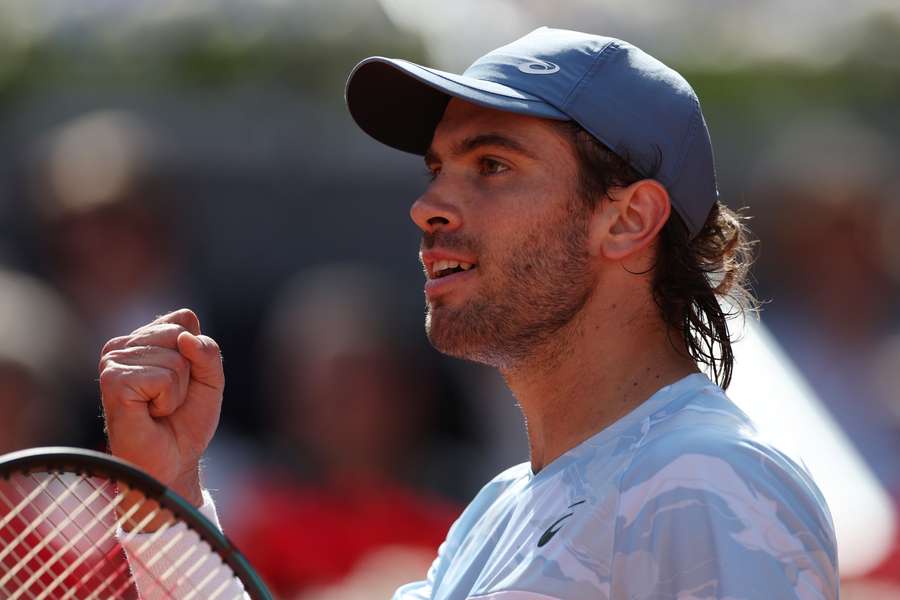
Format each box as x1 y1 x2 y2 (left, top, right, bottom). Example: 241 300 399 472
117 466 205 533
171 465 204 507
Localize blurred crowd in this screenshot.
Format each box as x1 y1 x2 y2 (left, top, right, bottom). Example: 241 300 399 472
752 115 900 494
0 101 897 599
748 115 900 596
0 23 898 600
0 110 477 596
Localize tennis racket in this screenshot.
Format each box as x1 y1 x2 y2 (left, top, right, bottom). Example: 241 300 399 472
0 446 272 600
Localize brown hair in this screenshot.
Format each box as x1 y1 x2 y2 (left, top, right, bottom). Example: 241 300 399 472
555 121 757 389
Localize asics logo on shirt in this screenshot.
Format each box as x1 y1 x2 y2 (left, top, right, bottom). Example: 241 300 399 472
537 500 585 547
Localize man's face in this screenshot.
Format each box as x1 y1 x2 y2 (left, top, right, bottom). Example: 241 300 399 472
412 99 596 368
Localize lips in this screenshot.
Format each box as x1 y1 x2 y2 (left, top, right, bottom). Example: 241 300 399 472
424 266 478 298
432 259 476 279
420 250 479 299
420 250 478 279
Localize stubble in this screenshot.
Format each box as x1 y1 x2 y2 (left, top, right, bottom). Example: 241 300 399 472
425 197 596 370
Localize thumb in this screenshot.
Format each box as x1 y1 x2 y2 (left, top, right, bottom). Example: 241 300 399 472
177 332 224 389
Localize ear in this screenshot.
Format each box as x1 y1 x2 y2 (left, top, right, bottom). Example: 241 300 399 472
589 179 671 260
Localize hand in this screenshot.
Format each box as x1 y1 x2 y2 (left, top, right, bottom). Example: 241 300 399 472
99 309 224 507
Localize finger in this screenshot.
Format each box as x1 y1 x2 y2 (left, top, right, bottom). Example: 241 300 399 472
142 309 202 336
101 335 131 356
111 309 200 355
121 324 189 351
101 346 191 386
101 363 186 418
177 332 225 390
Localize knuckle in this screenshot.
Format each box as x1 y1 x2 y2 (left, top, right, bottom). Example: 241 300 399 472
98 365 122 389
108 346 145 362
163 324 188 336
128 325 184 346
203 336 221 355
155 309 179 322
173 308 198 321
101 336 128 356
124 332 144 347
162 308 200 330
97 355 113 374
130 318 157 335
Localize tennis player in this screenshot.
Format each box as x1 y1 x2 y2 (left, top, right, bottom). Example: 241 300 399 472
101 28 838 599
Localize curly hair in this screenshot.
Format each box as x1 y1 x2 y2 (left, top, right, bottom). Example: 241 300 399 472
554 121 757 389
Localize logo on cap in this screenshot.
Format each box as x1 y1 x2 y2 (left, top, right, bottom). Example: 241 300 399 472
517 59 560 75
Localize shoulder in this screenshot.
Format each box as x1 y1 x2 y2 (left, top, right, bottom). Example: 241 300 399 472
444 462 530 541
622 383 832 522
621 386 829 519
407 462 531 594
612 394 837 591
455 461 530 509
461 462 531 520
488 461 533 487
607 387 838 598
623 424 830 520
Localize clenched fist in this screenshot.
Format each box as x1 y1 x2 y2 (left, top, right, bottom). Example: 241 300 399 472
99 309 224 507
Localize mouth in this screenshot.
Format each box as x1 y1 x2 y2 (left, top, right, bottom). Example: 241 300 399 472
422 255 479 299
429 259 478 280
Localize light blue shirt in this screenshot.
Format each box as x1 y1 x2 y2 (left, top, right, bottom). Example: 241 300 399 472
395 374 838 600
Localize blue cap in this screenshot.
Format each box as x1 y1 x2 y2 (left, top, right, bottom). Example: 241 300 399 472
346 27 718 236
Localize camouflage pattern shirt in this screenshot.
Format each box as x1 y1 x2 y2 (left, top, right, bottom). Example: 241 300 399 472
394 373 838 600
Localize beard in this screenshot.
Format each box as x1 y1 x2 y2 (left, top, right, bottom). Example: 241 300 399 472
424 197 596 369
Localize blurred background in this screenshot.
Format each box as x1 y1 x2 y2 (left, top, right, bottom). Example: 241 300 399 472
0 1 897 598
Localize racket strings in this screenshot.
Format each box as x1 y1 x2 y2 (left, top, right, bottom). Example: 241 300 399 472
0 473 139 599
24 476 141 600
0 471 248 600
0 479 88 599
57 483 137 600
34 475 192 600
0 473 143 599
6 474 126 598
15 476 122 594
0 497 45 598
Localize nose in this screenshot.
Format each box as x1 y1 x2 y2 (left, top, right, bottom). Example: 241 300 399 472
409 187 462 234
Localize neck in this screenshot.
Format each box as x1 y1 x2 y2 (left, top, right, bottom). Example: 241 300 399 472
500 288 698 474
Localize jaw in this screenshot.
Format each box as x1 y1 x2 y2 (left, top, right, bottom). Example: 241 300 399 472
425 298 501 365
422 197 597 370
424 258 596 373
425 297 589 376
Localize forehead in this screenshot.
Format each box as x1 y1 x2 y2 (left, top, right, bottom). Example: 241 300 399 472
430 98 571 156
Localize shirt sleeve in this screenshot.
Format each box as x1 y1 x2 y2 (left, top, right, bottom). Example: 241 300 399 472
392 464 530 599
118 489 249 599
610 432 838 600
392 561 436 599
392 525 455 599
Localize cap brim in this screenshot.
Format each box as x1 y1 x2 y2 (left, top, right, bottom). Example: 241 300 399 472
345 57 568 155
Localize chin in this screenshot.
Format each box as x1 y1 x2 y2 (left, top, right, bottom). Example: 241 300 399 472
424 304 460 355
424 303 512 368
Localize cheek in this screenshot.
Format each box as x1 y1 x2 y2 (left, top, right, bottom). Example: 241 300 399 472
462 170 581 270
482 187 574 251
480 171 559 207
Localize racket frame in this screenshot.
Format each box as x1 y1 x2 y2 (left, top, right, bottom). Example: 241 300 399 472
0 446 273 600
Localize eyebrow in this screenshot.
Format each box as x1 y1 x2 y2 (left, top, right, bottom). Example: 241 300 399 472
425 132 539 165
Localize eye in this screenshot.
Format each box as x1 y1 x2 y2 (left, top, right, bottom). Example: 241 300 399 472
423 165 441 182
479 157 509 176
